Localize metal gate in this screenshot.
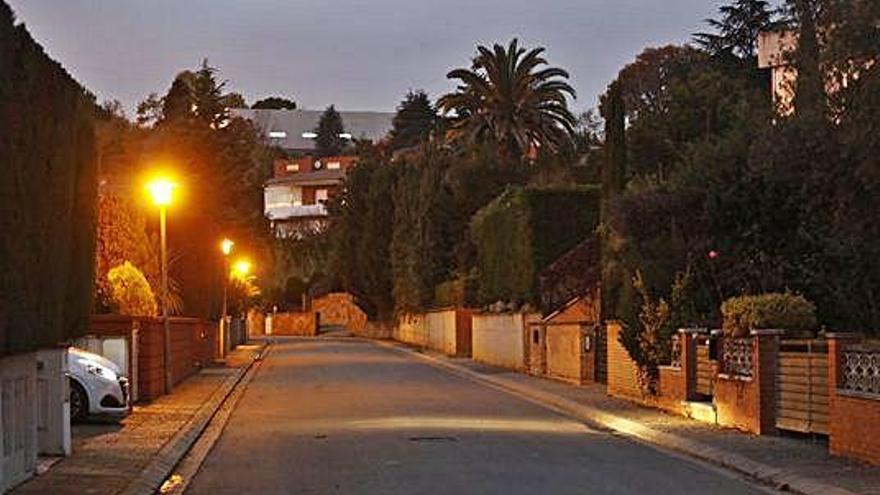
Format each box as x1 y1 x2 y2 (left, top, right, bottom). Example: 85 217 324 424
595 324 607 383
776 340 829 435
695 335 716 397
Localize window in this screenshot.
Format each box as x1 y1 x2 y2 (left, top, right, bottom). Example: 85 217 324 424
269 130 287 139
315 189 329 203
327 161 341 170
285 163 300 172
301 131 317 139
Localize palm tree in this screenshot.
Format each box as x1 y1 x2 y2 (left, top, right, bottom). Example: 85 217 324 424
438 39 577 161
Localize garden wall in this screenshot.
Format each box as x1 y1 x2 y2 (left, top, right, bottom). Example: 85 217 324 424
472 313 534 370
312 293 368 332
828 334 880 465
271 312 319 336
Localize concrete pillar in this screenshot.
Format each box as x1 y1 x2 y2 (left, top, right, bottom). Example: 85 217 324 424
36 348 70 456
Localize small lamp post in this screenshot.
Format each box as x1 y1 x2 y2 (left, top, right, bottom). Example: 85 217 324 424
146 177 176 394
220 238 234 359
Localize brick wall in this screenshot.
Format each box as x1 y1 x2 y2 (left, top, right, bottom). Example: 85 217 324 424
312 293 368 332
271 312 318 336
714 331 780 435
827 334 880 465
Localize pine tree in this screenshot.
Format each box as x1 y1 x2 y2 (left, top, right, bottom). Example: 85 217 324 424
314 105 346 157
389 90 438 150
694 0 780 59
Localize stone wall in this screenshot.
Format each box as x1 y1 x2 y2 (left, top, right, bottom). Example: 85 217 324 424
312 293 368 332
271 312 319 336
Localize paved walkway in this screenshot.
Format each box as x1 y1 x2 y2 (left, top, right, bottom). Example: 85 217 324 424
418 350 880 495
11 344 263 495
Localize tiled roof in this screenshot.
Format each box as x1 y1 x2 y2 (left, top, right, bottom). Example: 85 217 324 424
265 168 347 186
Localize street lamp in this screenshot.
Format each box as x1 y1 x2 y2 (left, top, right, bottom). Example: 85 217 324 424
220 238 234 359
146 177 176 394
233 259 252 279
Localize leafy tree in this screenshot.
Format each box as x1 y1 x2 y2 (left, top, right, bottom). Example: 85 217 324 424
314 105 346 157
389 90 439 150
252 96 297 110
438 39 577 161
223 92 247 109
694 0 781 60
107 262 158 316
326 145 397 320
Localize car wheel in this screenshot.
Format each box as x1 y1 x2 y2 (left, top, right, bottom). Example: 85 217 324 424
69 379 88 423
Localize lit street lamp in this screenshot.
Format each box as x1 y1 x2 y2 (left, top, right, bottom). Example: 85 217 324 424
146 176 176 394
220 238 234 359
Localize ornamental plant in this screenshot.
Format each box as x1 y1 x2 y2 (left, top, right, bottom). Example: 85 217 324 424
721 292 817 338
107 262 158 317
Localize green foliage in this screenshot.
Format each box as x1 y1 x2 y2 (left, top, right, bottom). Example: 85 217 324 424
0 2 98 351
438 39 577 160
470 186 600 307
693 0 781 59
389 90 438 150
390 148 455 312
326 145 397 321
619 270 696 393
314 105 346 157
107 262 158 317
721 293 817 337
252 96 296 110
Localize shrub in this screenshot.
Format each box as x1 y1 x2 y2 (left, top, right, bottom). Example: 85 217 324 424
107 262 158 316
470 185 600 307
721 293 817 337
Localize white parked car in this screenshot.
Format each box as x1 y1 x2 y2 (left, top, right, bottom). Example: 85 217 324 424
67 347 131 422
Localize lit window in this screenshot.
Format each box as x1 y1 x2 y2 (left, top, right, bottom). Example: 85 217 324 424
269 131 287 138
315 189 329 203
286 164 300 172
301 132 318 139
339 133 352 139
327 161 341 170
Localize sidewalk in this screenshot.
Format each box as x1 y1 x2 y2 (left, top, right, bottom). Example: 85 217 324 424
12 342 266 495
387 343 880 495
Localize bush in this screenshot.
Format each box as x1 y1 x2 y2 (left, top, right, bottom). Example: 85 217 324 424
107 262 158 316
721 293 817 337
470 185 600 307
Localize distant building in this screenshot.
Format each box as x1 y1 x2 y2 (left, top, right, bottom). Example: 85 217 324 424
264 155 357 237
757 30 799 115
231 108 393 154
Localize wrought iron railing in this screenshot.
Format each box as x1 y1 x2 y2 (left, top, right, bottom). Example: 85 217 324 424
841 346 880 396
669 334 682 368
720 338 753 378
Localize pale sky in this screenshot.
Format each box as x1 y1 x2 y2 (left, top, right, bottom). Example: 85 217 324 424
7 0 724 116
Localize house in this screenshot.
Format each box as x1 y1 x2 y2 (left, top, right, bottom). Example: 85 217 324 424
231 108 393 154
264 155 357 237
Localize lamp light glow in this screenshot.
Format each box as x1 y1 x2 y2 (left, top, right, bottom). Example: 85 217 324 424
146 178 176 206
221 238 234 256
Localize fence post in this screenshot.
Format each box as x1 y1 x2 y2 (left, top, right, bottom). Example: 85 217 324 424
678 328 702 401
752 329 784 435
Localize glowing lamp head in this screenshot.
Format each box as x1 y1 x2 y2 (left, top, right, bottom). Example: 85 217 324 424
221 238 234 256
233 259 252 278
146 178 176 206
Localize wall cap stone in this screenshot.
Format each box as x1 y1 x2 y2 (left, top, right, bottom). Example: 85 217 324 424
825 332 862 340
678 327 708 335
750 329 785 336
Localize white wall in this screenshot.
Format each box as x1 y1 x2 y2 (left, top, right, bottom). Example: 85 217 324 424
36 349 70 457
0 353 38 492
395 314 427 347
425 310 457 356
472 313 527 370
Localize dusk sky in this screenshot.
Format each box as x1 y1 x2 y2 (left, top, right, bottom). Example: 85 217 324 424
8 1 724 116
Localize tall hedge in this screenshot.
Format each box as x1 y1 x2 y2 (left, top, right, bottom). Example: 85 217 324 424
0 2 98 354
470 185 600 306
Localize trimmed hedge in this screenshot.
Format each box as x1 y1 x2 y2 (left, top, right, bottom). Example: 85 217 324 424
721 293 817 337
470 185 600 306
0 3 98 353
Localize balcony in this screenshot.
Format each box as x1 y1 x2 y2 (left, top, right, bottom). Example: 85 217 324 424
265 202 327 220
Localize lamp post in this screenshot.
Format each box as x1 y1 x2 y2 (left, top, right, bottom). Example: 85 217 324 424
147 178 175 394
220 238 234 358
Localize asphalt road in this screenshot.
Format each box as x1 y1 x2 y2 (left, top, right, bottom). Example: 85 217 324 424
185 338 774 495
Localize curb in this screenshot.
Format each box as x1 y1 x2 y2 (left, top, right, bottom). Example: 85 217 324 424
374 340 856 495
118 342 269 495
